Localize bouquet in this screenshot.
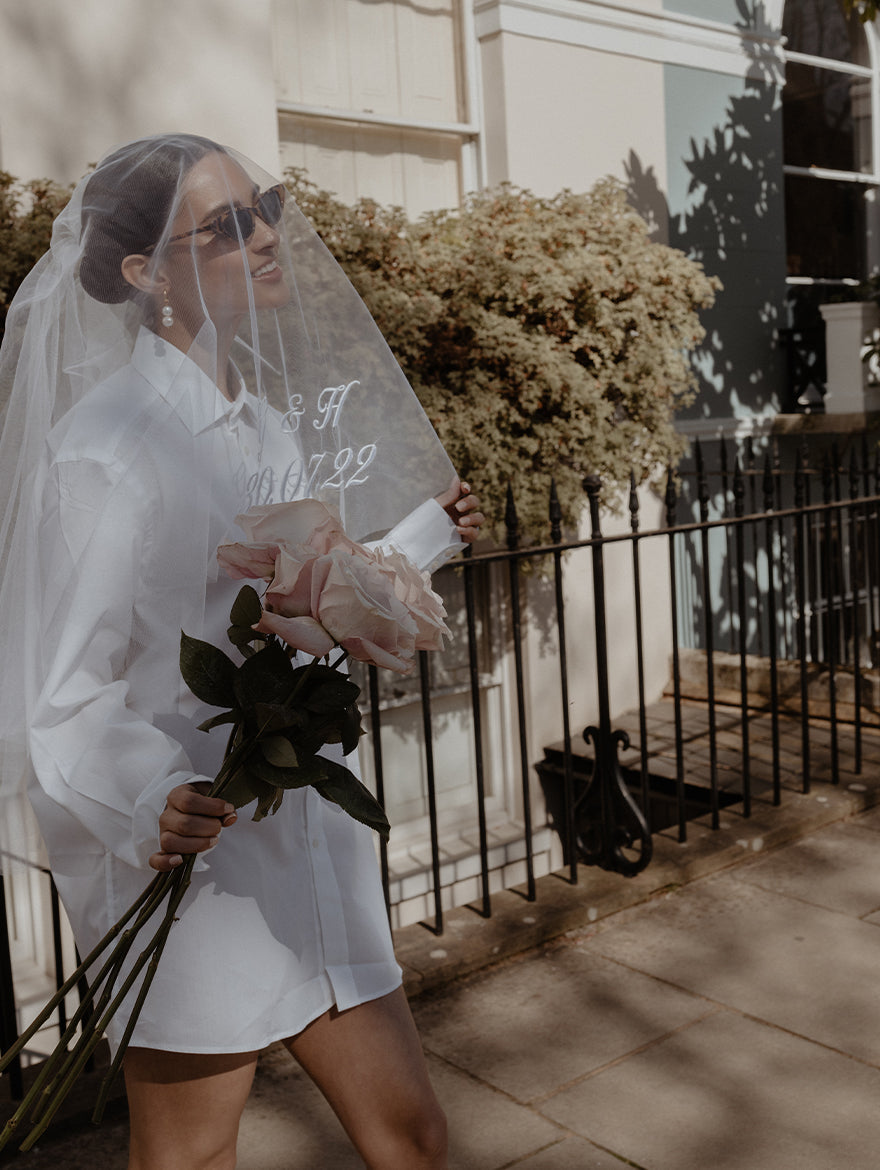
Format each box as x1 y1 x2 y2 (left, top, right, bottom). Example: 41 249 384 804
0 499 449 1151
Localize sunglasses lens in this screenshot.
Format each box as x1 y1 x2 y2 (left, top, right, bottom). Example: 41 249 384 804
216 208 257 241
213 188 284 242
257 187 284 226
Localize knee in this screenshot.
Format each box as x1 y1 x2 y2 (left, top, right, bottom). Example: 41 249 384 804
401 1097 448 1168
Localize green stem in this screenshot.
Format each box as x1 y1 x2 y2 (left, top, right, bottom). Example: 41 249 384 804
91 855 196 1123
18 863 193 1151
0 872 169 1077
1 871 179 1146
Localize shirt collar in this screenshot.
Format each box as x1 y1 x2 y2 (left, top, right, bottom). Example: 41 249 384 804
130 328 259 435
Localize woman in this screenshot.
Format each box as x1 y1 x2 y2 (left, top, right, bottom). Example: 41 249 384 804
0 134 482 1169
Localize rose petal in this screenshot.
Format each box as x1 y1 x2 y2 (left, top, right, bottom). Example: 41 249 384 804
254 612 336 657
265 546 320 617
236 499 343 549
217 542 279 581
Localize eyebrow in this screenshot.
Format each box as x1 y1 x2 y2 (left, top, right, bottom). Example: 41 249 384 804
197 184 261 227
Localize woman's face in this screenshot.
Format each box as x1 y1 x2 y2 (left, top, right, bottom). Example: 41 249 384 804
161 151 290 333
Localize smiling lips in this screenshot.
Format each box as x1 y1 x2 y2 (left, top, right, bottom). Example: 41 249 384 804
252 259 280 279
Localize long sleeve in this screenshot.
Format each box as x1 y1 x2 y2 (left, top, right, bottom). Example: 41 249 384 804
28 456 208 871
372 498 463 573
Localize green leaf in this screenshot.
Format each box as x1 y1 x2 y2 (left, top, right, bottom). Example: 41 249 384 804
243 748 323 789
253 701 307 734
234 641 295 713
196 711 240 733
180 632 238 708
227 623 263 653
253 785 285 821
218 768 263 810
303 676 361 715
315 760 390 841
340 704 364 756
260 735 299 768
230 584 263 627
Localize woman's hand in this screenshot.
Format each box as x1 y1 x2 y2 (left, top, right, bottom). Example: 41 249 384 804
437 476 485 545
148 781 238 872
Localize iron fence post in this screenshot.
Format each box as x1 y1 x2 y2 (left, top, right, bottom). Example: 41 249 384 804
579 476 652 877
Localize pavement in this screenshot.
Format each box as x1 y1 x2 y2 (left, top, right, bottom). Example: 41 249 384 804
5 767 880 1169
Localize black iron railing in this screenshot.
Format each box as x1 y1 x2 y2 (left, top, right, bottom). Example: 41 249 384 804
4 434 880 1105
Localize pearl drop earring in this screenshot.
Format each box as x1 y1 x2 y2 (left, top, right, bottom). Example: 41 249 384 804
161 290 174 329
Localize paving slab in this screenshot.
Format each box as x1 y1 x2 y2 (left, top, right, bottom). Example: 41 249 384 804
733 820 880 917
412 943 710 1102
425 1057 563 1170
539 1008 880 1170
581 867 880 1067
505 1135 628 1169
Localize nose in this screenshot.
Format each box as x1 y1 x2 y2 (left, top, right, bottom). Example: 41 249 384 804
252 214 280 249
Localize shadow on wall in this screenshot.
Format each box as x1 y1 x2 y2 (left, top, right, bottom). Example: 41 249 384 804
624 0 789 421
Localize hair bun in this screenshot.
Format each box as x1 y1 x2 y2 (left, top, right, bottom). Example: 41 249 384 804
78 135 221 305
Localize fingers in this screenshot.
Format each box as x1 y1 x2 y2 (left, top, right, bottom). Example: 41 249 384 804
451 483 484 544
148 783 237 872
434 475 462 511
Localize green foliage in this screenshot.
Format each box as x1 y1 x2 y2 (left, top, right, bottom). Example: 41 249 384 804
0 164 719 540
180 588 387 837
286 170 719 540
0 171 72 341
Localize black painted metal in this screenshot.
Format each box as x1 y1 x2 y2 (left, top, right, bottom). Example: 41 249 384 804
418 649 444 933
794 453 812 793
822 460 840 784
6 436 880 1110
848 450 863 773
0 874 23 1100
505 487 537 901
733 459 752 819
463 546 492 913
762 454 781 806
665 470 687 843
628 472 651 831
579 477 652 876
695 440 720 828
366 665 391 917
549 480 578 883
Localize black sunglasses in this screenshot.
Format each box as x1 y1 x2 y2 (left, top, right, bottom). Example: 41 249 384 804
160 184 286 248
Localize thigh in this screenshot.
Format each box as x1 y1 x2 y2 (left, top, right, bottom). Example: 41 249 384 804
284 987 447 1170
124 1046 258 1170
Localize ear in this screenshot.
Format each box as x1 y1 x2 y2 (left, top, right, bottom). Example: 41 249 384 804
120 254 167 296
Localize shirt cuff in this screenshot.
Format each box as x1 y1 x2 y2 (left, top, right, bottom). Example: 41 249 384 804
379 499 464 574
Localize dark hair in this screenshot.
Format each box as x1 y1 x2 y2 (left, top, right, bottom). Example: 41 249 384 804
78 133 225 304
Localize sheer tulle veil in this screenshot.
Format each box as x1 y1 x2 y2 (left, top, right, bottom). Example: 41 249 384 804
0 132 456 816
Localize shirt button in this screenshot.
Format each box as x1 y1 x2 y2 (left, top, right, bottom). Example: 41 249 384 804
311 838 320 849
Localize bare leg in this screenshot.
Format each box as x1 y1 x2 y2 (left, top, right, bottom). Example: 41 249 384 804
124 1047 258 1170
284 986 448 1170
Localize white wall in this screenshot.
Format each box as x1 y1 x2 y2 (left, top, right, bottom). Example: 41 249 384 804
0 0 280 184
478 29 668 199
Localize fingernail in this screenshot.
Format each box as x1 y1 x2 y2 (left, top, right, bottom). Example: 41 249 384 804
168 854 183 867
223 803 235 814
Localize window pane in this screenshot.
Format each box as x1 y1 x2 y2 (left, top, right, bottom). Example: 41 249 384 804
783 62 871 173
784 174 866 280
783 0 867 67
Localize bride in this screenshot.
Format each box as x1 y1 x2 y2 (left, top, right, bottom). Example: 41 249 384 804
0 133 482 1169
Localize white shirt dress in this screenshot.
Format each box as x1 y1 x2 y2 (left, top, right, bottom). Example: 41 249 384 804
27 329 459 1054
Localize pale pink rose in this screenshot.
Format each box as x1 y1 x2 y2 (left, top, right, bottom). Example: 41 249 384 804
376 549 450 652
216 541 280 581
311 548 419 675
265 546 322 617
235 499 363 557
253 612 336 657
